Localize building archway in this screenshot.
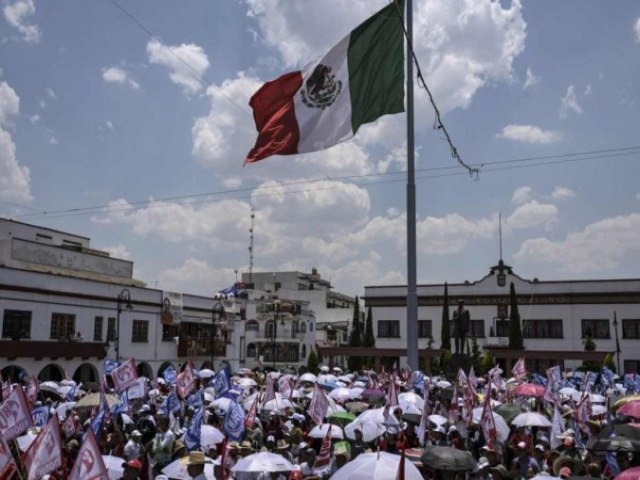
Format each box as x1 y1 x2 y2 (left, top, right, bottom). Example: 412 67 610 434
72 363 99 384
157 362 175 379
1 365 27 383
38 363 64 382
137 362 153 379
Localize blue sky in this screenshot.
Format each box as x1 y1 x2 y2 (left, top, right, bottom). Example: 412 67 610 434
1 0 640 297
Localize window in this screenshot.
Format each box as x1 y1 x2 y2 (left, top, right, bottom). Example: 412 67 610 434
378 320 400 338
265 320 275 339
245 320 259 332
162 324 179 341
418 320 432 338
2 310 31 340
494 320 510 337
93 316 103 341
522 319 563 339
622 319 640 339
131 320 149 343
581 319 610 339
292 320 299 338
107 317 116 342
50 313 76 339
470 319 485 338
247 343 256 357
525 358 561 374
299 322 307 334
309 322 314 332
301 344 307 358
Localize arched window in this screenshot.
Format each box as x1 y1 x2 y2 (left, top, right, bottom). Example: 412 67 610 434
289 344 298 361
247 343 256 357
301 344 307 359
292 320 299 338
299 322 307 334
309 322 314 332
246 320 259 332
265 320 275 339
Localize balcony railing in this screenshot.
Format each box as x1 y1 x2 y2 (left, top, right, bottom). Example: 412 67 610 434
0 340 107 360
177 336 227 358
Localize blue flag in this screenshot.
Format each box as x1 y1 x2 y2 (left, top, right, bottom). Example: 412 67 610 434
65 383 77 402
224 399 245 441
184 406 203 451
31 406 50 428
601 367 615 390
212 369 230 398
531 373 547 386
163 366 177 385
111 390 129 415
103 358 118 375
159 391 181 415
186 390 204 410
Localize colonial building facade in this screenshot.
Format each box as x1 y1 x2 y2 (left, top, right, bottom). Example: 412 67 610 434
364 260 640 373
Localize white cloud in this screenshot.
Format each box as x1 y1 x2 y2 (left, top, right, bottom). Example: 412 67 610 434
29 113 40 124
146 39 209 94
105 120 114 132
3 0 40 43
560 85 582 118
511 186 535 205
102 66 140 89
45 87 56 99
506 200 557 231
497 124 562 144
102 244 132 260
158 259 238 296
635 18 640 43
523 67 539 89
417 213 497 254
0 81 31 203
515 213 640 273
584 84 592 96
246 0 526 114
550 186 576 201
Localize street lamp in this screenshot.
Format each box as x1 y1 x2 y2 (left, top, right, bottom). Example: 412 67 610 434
211 302 225 370
116 289 133 363
613 311 621 374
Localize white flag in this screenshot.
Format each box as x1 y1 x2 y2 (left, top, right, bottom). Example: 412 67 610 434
550 405 565 450
308 383 330 426
68 430 108 480
0 384 34 440
24 416 62 480
111 358 139 393
511 357 527 382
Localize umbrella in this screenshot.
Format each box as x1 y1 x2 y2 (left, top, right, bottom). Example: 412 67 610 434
471 407 510 441
615 466 640 480
512 383 546 398
345 402 369 413
401 404 423 424
589 393 606 404
613 395 640 409
39 381 59 394
330 387 356 401
211 396 232 412
420 446 477 471
494 404 522 422
56 401 76 420
75 392 120 409
200 425 225 447
198 368 215 379
427 414 448 427
232 452 294 474
345 420 386 442
236 377 257 388
592 404 607 416
361 388 385 400
330 451 423 480
299 372 317 383
309 423 344 439
102 455 125 480
617 400 640 419
163 456 218 479
328 411 357 426
593 424 640 451
398 392 424 410
435 380 452 389
512 412 552 428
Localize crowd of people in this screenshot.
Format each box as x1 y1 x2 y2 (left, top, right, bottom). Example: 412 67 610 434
2 360 640 480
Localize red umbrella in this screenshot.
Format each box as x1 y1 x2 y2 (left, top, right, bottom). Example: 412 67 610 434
618 400 640 419
615 466 640 480
512 383 545 398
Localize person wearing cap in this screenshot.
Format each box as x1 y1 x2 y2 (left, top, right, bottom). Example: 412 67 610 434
511 441 540 479
430 425 448 446
118 459 143 480
533 444 548 473
473 456 491 480
124 430 143 461
184 451 212 480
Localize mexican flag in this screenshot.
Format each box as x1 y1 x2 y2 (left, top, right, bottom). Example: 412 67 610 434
246 0 405 164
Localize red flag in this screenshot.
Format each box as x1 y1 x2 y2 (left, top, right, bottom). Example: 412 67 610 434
25 376 39 406
0 431 16 479
308 383 330 426
176 362 196 399
62 414 78 439
110 358 139 393
23 416 62 480
244 395 259 429
0 383 34 440
480 379 497 449
68 429 108 480
314 425 332 471
468 367 478 393
396 447 406 480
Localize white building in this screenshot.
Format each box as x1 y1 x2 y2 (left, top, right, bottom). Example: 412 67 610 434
363 260 640 373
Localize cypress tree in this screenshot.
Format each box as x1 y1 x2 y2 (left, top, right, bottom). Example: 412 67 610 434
347 296 363 372
364 305 375 347
440 282 451 350
509 282 524 349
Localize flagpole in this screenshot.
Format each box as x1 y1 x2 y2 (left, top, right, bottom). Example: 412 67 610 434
405 0 418 371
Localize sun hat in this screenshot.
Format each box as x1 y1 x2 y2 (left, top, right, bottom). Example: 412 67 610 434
184 451 212 466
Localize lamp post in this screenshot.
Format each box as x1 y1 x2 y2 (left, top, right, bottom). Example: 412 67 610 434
613 311 621 374
211 302 225 370
116 289 133 363
270 301 286 370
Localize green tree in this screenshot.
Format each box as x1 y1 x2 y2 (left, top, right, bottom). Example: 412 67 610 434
480 350 495 374
603 352 617 374
440 283 451 351
580 334 600 371
307 349 319 374
508 282 524 350
363 305 375 367
347 296 363 372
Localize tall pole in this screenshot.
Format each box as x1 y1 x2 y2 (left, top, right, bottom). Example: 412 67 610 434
116 305 121 364
613 311 621 374
405 0 418 371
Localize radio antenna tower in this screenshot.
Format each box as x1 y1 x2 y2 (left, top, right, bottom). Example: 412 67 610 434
248 207 255 283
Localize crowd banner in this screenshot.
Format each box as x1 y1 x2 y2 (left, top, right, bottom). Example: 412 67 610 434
0 384 34 441
111 358 139 393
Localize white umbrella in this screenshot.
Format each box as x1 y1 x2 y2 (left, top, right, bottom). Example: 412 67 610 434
309 423 344 439
200 425 225 447
436 380 452 389
329 387 354 401
56 401 76 420
472 408 510 441
236 377 257 388
330 451 422 480
299 373 317 383
210 396 232 412
399 392 424 410
355 407 386 425
349 387 364 399
317 374 339 386
592 404 607 415
163 456 218 479
102 455 125 480
199 369 215 379
263 398 293 412
344 420 386 442
559 387 580 402
428 414 448 426
39 381 59 394
590 393 606 404
204 391 215 403
512 412 552 428
232 452 295 474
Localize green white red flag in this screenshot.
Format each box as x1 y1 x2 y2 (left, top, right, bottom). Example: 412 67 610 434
246 0 405 163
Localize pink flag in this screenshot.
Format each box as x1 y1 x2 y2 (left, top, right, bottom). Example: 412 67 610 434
263 376 276 405
176 362 196 399
511 357 527 382
448 382 459 424
23 416 62 480
0 383 34 440
0 431 16 479
308 383 330 426
479 380 497 449
111 358 139 393
68 429 108 480
396 447 406 480
544 365 561 405
25 376 39 406
244 395 259 429
62 414 78 438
